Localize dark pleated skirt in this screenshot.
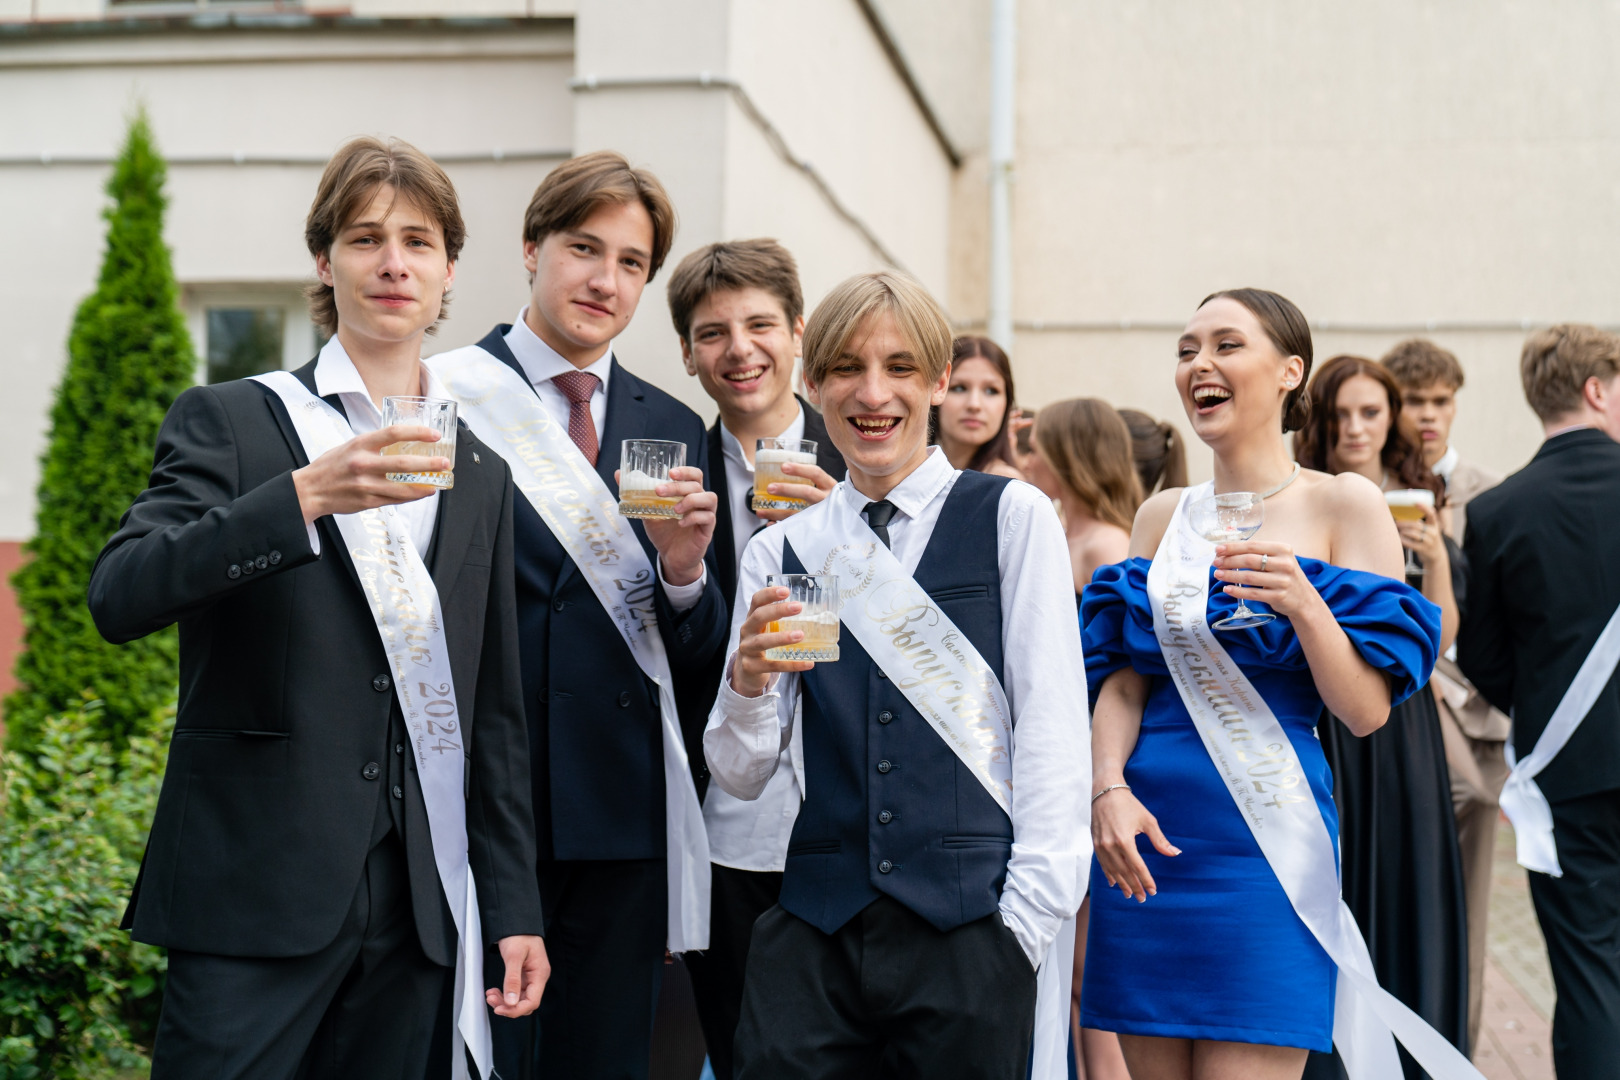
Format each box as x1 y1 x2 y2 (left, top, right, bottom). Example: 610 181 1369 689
1302 684 1471 1079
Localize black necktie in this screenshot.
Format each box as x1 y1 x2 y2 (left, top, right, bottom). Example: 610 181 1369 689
863 500 899 549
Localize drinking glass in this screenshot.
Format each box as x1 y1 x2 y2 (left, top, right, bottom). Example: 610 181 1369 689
1384 488 1435 580
619 439 687 519
764 573 842 662
1187 491 1275 630
381 396 457 489
754 438 819 513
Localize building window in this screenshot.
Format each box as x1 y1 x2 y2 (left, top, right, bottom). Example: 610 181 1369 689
206 308 284 384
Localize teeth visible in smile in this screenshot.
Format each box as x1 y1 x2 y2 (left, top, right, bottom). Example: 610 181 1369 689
853 417 898 431
1193 386 1232 407
724 367 766 382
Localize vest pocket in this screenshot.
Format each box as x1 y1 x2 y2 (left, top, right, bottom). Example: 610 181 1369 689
941 834 1012 849
787 838 841 856
929 584 990 602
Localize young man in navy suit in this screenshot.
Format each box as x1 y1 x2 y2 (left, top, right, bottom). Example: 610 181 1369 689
664 238 844 1080
434 152 729 1080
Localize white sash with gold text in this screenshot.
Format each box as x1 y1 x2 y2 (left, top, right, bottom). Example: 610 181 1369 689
425 347 710 953
1147 483 1481 1080
252 372 491 1079
780 490 1081 1080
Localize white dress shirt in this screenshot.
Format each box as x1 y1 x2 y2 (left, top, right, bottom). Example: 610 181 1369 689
1431 444 1459 487
304 335 443 555
501 306 705 610
702 405 810 872
704 447 1091 966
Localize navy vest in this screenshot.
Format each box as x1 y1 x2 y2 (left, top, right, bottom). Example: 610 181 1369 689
780 470 1013 934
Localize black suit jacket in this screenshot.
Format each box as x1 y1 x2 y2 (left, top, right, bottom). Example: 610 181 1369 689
88 362 543 962
1459 428 1620 803
471 327 729 864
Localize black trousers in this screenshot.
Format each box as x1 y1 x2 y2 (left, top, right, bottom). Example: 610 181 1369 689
684 865 783 1080
734 897 1037 1080
150 828 452 1080
492 857 667 1080
1529 788 1620 1080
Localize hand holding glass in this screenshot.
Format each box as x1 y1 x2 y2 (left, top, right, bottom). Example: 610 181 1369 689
619 439 686 519
1188 492 1275 631
764 574 841 662
1384 488 1435 579
754 438 819 513
382 396 457 489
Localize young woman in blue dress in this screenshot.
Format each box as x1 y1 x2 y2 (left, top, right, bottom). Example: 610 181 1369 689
1082 289 1443 1080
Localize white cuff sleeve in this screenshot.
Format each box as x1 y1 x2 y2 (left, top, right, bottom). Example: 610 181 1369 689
658 557 707 612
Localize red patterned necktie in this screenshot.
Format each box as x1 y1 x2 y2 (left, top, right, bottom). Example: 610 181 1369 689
551 370 601 465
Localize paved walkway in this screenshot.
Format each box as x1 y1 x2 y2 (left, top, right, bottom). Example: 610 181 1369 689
1473 820 1555 1080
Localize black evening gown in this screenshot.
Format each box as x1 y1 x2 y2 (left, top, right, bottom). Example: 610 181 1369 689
1302 539 1471 1079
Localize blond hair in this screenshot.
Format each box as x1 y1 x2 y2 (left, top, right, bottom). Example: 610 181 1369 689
1520 324 1620 422
1034 398 1143 531
802 271 952 387
304 136 464 337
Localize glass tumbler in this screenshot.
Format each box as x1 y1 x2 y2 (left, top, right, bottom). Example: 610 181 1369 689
753 438 819 513
764 573 842 662
619 439 687 519
382 395 458 489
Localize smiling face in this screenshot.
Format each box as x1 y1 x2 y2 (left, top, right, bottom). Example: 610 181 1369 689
1329 373 1393 479
524 199 654 367
315 184 454 351
937 356 1010 452
681 286 804 426
807 309 949 495
1176 297 1304 449
1399 381 1458 466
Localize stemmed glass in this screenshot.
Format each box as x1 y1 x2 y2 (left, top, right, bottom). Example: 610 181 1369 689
1188 492 1275 631
1384 488 1435 580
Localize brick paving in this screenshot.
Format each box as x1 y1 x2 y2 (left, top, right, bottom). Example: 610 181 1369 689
1473 819 1554 1079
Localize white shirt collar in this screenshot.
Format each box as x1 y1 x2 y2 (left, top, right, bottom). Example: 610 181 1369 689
312 335 447 427
719 402 808 472
839 444 955 520
1431 444 1459 484
506 306 615 391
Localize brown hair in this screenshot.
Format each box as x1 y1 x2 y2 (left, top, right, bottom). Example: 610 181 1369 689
1034 398 1144 532
930 336 1020 473
665 238 803 342
1197 288 1314 432
802 271 952 387
1294 355 1442 497
304 136 465 337
1519 324 1620 422
523 150 676 281
1382 338 1466 392
1118 409 1188 496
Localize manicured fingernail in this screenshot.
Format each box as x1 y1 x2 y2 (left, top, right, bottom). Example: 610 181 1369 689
507 992 518 1005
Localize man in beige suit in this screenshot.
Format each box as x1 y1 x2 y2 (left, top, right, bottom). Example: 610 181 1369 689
1384 338 1508 1054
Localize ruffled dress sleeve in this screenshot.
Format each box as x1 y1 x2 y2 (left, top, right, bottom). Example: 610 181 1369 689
1306 561 1443 707
1079 559 1152 706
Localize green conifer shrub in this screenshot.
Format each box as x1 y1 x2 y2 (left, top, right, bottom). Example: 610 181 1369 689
5 110 195 751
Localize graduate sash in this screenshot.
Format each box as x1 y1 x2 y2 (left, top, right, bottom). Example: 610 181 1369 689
780 489 1081 1080
425 347 710 953
1501 600 1620 876
252 372 492 1080
1147 483 1482 1080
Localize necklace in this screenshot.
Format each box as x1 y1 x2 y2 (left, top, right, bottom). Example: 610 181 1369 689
1258 462 1301 500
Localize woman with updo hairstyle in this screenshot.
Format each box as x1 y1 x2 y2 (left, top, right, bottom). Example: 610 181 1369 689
1081 288 1451 1080
1118 409 1188 497
1293 356 1470 1079
930 335 1024 479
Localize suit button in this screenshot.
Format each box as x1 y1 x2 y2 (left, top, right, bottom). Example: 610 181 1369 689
553 599 566 612
241 561 255 575
362 762 380 780
255 555 269 570
618 691 632 708
372 674 391 693
227 563 242 579
395 743 405 756
877 669 888 680
878 810 893 824
269 550 282 565
392 784 404 800
877 710 893 724
876 759 892 774
878 859 894 873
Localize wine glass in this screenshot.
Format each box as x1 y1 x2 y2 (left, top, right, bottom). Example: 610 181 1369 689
1384 488 1435 581
1187 492 1276 631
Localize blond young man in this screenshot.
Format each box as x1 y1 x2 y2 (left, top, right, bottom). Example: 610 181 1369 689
664 239 845 1080
705 272 1088 1079
89 138 546 1079
1460 324 1620 1080
429 151 729 1080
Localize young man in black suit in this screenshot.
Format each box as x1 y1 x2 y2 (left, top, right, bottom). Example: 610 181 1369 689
88 137 546 1079
663 238 844 1079
1460 323 1620 1080
430 151 729 1080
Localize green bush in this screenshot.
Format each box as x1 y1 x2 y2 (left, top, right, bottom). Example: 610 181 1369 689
6 107 195 752
0 701 171 1078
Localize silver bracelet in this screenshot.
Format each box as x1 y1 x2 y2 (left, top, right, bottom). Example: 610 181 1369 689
1091 783 1131 804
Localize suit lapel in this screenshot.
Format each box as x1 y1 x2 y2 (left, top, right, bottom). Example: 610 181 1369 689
426 430 481 595
598 357 649 493
708 420 736 606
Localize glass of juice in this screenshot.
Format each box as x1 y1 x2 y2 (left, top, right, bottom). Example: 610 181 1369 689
754 438 819 513
381 396 457 489
764 573 841 662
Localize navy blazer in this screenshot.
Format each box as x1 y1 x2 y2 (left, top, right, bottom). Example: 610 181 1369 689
472 326 729 862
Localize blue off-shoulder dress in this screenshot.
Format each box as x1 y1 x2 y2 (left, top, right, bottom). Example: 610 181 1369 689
1078 556 1441 1051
